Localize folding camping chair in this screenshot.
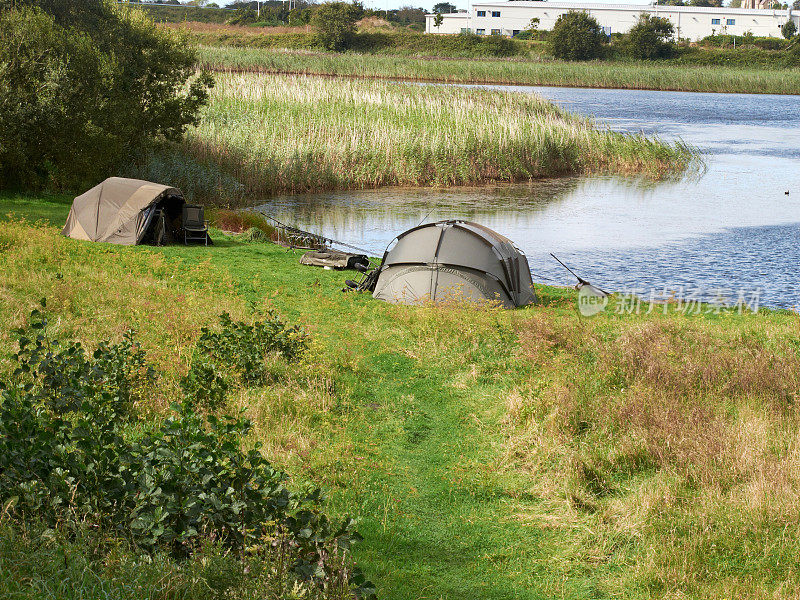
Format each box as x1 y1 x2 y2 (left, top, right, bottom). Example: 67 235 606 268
183 204 208 246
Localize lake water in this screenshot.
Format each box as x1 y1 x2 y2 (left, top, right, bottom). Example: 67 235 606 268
261 86 800 310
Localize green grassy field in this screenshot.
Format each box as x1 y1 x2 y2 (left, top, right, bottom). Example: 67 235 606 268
199 45 800 95
129 72 695 206
3 196 799 599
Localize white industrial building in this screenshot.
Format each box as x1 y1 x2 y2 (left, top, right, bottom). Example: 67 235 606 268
425 2 799 41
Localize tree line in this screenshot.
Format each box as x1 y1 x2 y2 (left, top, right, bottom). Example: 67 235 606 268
545 10 799 61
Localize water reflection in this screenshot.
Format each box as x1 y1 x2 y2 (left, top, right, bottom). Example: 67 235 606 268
269 178 583 254
257 86 800 309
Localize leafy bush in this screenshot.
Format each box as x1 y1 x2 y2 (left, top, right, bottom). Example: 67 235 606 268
0 303 373 597
180 360 229 411
513 29 547 41
12 301 154 416
347 30 518 57
749 36 788 50
193 311 309 387
622 14 676 59
312 1 364 51
548 11 607 61
227 6 260 25
699 33 789 50
139 3 231 24
783 20 797 39
181 309 308 410
0 1 212 190
671 44 800 68
289 6 314 25
474 32 518 57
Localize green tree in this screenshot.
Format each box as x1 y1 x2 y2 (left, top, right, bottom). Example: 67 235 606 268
0 0 211 191
311 1 364 51
433 12 443 30
549 11 607 61
226 6 257 25
288 6 312 25
392 6 426 27
782 19 797 39
433 2 456 13
622 14 676 59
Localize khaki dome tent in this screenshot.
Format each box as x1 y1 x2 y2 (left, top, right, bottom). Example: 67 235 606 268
62 177 186 245
372 220 536 308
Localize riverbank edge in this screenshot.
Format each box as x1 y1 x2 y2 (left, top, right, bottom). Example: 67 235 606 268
198 46 800 96
205 64 800 95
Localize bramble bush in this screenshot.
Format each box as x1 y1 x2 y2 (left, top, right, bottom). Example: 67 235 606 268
13 303 154 417
0 301 373 598
197 310 308 378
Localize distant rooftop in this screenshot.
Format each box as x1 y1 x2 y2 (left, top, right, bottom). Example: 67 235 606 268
464 1 791 14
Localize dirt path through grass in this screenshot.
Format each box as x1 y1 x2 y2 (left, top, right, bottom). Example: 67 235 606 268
207 246 595 598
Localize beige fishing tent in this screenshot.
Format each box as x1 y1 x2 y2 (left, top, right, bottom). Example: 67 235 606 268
371 220 536 308
62 177 185 245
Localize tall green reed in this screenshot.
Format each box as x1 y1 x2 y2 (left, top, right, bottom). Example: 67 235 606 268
138 72 696 206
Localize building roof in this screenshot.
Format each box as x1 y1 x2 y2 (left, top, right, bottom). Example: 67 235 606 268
459 1 791 15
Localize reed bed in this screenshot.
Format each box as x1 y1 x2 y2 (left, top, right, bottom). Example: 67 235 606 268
199 45 800 95
164 72 695 205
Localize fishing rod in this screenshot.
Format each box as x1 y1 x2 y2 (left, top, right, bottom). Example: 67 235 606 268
416 206 437 228
530 270 559 284
255 211 375 256
549 253 608 295
550 253 589 285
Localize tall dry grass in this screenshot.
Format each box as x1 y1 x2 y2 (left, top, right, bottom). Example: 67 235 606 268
152 72 695 206
506 311 800 598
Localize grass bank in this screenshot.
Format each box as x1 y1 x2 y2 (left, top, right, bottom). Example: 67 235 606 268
172 23 524 59
199 45 800 95
139 3 231 24
2 197 800 599
182 23 800 68
129 72 695 206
